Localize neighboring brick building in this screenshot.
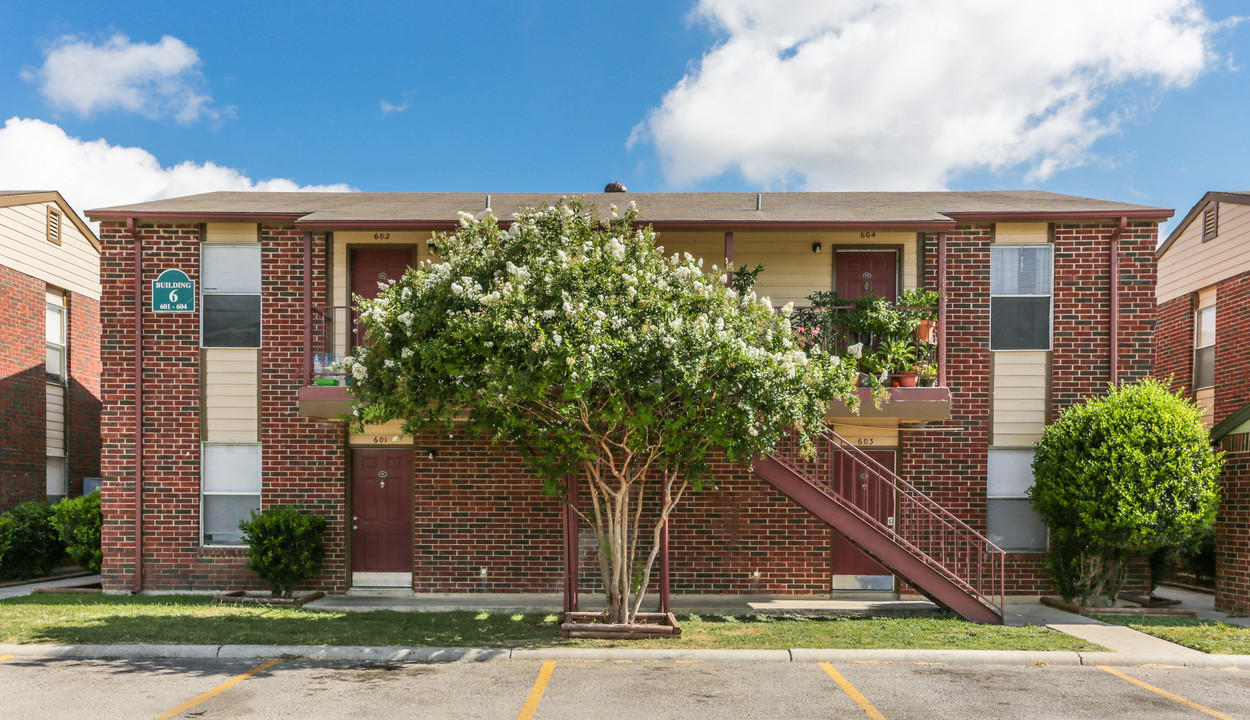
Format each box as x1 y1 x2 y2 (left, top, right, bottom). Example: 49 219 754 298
0 191 102 511
86 191 1166 614
1156 191 1250 615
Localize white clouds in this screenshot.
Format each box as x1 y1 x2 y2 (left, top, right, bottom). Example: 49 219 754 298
635 0 1225 190
23 34 224 122
0 118 354 224
380 99 409 116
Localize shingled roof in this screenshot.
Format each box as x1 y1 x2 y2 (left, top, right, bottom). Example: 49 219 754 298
87 190 1171 229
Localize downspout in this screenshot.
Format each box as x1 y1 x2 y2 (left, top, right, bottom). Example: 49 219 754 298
129 217 144 593
1109 216 1127 385
724 231 734 287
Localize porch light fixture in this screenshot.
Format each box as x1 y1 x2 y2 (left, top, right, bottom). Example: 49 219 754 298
427 241 438 256
422 447 438 460
812 242 822 254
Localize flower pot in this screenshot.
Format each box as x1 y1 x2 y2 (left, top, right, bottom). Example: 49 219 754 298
314 378 339 387
914 320 937 344
891 371 919 388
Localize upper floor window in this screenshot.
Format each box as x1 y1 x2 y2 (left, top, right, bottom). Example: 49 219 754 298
46 295 66 384
1202 204 1218 242
202 245 261 348
990 245 1052 350
1195 305 1216 389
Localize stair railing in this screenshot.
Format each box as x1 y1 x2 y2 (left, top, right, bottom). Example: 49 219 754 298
766 427 1004 619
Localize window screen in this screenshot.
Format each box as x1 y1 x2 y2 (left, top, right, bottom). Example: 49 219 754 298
202 245 261 348
987 449 1047 551
990 246 1051 350
46 303 66 383
202 444 261 545
1194 306 1215 389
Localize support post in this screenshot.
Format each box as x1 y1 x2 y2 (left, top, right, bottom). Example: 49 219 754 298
563 474 579 613
660 474 671 614
936 233 948 387
129 217 144 593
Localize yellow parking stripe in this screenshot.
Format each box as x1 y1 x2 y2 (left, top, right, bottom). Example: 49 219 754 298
516 660 556 720
821 662 887 720
152 658 281 720
1098 666 1235 720
0 655 13 662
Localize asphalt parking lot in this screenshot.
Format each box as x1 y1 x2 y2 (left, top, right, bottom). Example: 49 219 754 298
2 654 1249 719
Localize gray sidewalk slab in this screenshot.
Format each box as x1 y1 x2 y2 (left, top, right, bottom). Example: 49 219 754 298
1154 585 1250 627
0 574 100 600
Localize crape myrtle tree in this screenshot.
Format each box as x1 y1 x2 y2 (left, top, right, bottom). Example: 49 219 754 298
1029 379 1222 606
345 200 860 624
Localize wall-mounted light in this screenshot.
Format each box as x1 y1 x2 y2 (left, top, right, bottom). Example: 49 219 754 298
812 242 822 254
422 447 438 460
426 242 439 256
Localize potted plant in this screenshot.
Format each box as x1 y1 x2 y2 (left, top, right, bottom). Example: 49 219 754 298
916 362 938 387
897 288 939 344
881 338 919 387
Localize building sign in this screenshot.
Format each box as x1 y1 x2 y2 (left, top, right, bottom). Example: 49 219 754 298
152 269 195 312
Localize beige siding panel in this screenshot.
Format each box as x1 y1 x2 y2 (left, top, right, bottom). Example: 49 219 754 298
350 420 412 446
0 203 101 299
831 423 899 448
204 223 257 244
1158 203 1250 303
994 222 1049 244
46 383 66 456
1197 387 1215 429
993 350 1048 446
1198 285 1217 309
204 348 258 442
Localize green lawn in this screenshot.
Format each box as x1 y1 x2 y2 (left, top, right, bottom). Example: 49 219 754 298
0 595 1099 651
1091 615 1250 655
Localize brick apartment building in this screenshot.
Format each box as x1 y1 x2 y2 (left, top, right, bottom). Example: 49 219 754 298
0 191 102 511
87 190 1167 621
1156 191 1250 615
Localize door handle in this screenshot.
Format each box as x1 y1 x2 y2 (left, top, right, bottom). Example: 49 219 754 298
352 524 358 531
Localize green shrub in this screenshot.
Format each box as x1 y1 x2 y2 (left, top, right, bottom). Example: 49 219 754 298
1030 379 1222 605
51 491 102 573
239 506 327 598
0 502 64 580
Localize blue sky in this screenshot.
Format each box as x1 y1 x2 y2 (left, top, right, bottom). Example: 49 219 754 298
0 0 1246 234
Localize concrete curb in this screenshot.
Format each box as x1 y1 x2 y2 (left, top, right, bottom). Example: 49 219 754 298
3 643 1250 667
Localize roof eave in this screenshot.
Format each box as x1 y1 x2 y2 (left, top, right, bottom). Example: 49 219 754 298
1156 191 1250 260
88 210 307 223
944 209 1173 222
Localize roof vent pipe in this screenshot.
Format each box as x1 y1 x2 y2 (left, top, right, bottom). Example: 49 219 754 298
756 193 762 211
485 194 491 210
604 182 627 193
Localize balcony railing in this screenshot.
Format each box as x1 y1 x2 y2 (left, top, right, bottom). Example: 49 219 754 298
308 305 351 386
787 304 944 387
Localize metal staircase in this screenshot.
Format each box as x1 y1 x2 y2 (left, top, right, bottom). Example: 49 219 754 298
754 428 1005 624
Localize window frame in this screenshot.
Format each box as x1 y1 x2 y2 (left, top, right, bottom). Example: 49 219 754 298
201 442 262 547
46 455 67 504
989 244 1054 351
1194 304 1216 390
46 300 66 385
986 448 1049 552
200 243 262 349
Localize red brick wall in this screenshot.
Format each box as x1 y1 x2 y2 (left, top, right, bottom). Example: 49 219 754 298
67 291 102 497
1155 294 1194 394
0 264 46 511
1216 435 1250 614
1215 272 1250 427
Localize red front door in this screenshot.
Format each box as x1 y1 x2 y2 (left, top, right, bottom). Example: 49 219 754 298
836 250 897 301
351 449 413 573
830 449 895 580
351 248 414 345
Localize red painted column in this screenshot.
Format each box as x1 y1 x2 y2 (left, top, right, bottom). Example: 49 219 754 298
937 233 947 387
660 474 671 613
563 474 579 613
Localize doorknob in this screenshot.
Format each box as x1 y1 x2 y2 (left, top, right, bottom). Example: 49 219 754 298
353 524 358 530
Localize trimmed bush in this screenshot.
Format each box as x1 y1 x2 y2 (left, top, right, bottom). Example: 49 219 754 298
51 491 102 573
239 506 326 598
1030 379 1222 605
0 502 64 580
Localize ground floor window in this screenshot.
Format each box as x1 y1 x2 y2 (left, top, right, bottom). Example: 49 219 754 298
46 455 66 503
986 448 1047 551
202 443 261 546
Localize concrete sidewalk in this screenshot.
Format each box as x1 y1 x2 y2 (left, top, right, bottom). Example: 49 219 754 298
0 574 100 600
